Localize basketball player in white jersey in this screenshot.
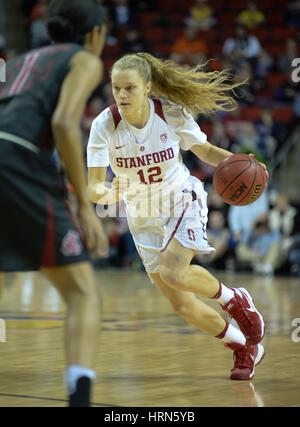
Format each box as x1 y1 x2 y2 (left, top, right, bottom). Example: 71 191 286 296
87 53 267 380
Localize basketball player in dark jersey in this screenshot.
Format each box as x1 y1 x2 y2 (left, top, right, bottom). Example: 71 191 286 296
0 0 108 407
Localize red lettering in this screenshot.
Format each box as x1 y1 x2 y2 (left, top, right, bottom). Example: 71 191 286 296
187 229 196 241
117 148 175 170
167 147 174 159
137 156 146 167
160 150 168 162
145 154 152 165
116 158 123 167
152 152 160 163
129 157 137 168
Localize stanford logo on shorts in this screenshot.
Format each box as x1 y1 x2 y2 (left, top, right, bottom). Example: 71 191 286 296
160 133 167 143
61 230 82 256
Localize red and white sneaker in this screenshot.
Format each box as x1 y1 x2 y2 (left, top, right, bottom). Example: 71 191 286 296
221 288 265 345
225 342 265 380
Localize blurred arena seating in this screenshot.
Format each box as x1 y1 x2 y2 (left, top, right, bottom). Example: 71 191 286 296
100 0 299 133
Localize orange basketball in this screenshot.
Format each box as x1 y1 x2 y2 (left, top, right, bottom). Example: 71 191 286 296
213 154 267 206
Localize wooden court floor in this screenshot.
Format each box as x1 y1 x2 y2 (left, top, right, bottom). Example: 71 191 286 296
0 269 299 407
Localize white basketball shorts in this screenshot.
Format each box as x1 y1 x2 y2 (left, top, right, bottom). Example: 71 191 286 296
125 176 215 274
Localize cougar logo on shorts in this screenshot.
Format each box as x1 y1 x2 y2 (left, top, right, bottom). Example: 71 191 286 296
61 230 82 256
160 133 167 143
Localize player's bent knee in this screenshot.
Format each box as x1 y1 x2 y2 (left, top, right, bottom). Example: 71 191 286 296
159 265 186 290
172 300 194 318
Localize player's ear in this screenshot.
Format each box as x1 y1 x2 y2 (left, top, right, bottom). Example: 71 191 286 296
145 81 151 96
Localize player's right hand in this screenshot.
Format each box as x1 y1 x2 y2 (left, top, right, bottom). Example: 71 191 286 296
111 174 130 197
78 203 109 258
248 153 269 179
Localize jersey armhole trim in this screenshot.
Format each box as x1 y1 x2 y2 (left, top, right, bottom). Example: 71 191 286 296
152 98 167 124
109 104 122 129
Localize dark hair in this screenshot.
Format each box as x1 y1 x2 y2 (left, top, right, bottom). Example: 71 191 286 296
47 0 104 44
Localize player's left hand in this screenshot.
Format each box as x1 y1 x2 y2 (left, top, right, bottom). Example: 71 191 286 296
248 153 269 180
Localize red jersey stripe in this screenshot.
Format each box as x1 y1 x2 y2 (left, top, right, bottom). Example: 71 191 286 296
160 201 190 253
9 52 40 96
41 190 56 268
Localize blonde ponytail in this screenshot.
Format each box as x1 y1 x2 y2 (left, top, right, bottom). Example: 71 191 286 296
112 53 243 115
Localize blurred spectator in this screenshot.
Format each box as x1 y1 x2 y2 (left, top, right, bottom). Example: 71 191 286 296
122 27 148 55
269 194 300 258
82 97 105 146
277 38 298 74
107 0 136 30
293 92 300 122
21 0 38 18
170 26 208 66
29 0 47 22
255 49 274 78
275 80 300 126
194 210 230 270
288 234 300 276
235 122 260 153
234 119 276 161
286 0 300 28
207 187 229 218
236 213 281 275
101 4 118 45
223 25 262 69
275 80 299 104
181 150 202 175
30 20 50 49
0 0 4 34
270 194 298 236
237 1 266 29
133 1 156 12
114 0 136 26
233 60 256 105
102 217 122 267
255 109 285 156
228 191 268 246
102 0 137 44
210 120 231 151
222 105 251 143
102 82 115 106
185 0 216 31
0 0 6 60
0 34 6 60
29 0 51 48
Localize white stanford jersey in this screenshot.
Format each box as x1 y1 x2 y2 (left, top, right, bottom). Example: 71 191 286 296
87 97 214 273
87 97 207 201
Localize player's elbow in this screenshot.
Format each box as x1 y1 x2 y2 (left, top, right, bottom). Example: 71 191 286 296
51 116 77 133
87 184 98 204
51 117 80 151
87 180 102 204
191 141 211 162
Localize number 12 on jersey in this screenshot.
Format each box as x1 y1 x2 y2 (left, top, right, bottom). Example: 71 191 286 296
137 166 163 184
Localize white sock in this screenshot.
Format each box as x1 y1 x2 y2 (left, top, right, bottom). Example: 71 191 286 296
214 282 235 305
65 365 96 395
217 322 246 346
